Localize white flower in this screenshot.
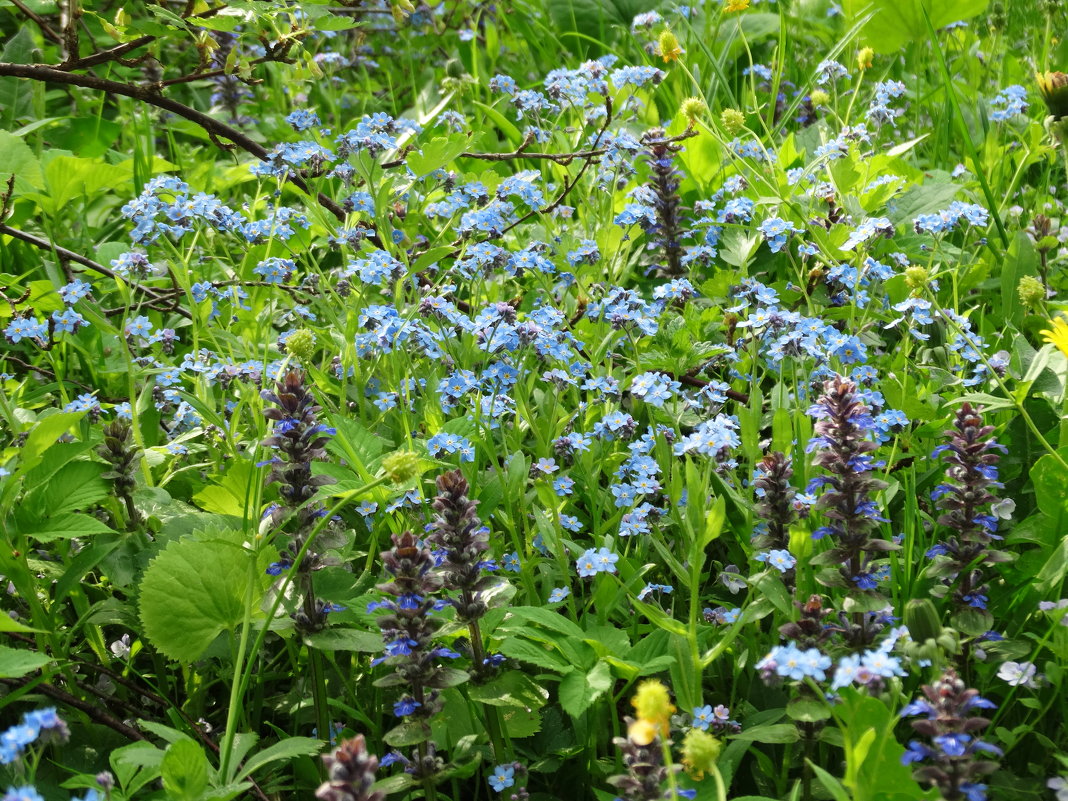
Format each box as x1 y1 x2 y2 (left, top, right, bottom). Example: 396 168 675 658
996 660 1038 688
109 633 132 660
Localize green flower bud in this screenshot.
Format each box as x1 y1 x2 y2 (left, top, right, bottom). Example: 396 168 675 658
904 265 930 291
680 97 707 125
382 450 424 485
905 598 943 644
1018 275 1046 309
284 329 316 362
681 728 722 780
721 108 745 136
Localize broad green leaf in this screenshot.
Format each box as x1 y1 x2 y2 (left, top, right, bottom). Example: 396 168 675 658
15 412 86 479
0 644 51 678
161 739 210 801
468 670 550 709
730 724 801 744
842 0 988 53
32 460 109 516
305 628 383 652
327 414 386 481
110 741 166 796
0 615 40 633
0 129 42 190
236 737 321 781
384 720 432 747
139 530 270 662
558 660 612 718
26 512 114 543
1031 454 1068 521
1036 536 1068 596
192 459 259 518
314 15 360 31
30 156 132 215
497 636 570 671
0 27 36 125
406 136 470 177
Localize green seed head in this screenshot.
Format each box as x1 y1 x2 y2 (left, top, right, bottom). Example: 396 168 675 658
680 97 707 125
284 329 316 362
681 728 722 780
904 265 930 291
382 450 424 485
1018 275 1046 309
721 108 745 136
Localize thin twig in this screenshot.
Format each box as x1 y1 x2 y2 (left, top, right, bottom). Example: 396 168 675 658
0 223 191 319
0 676 146 741
0 62 347 223
9 0 62 43
43 6 225 72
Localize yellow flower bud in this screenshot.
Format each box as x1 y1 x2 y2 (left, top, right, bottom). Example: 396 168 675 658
810 89 830 107
681 728 722 780
721 108 746 136
657 30 683 63
857 47 874 71
631 679 675 739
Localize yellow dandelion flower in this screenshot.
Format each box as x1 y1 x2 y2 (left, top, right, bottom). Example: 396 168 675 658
1037 71 1068 119
627 717 660 746
1040 315 1068 358
725 0 750 11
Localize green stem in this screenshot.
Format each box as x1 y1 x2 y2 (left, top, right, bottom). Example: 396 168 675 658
309 647 331 753
229 474 393 769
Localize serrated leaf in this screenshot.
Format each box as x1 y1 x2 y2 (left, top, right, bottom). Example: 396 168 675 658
139 531 269 663
27 512 114 543
468 670 549 709
0 644 51 678
14 412 85 479
31 460 109 516
161 740 210 801
313 14 359 30
406 136 469 177
558 660 612 719
497 636 569 671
